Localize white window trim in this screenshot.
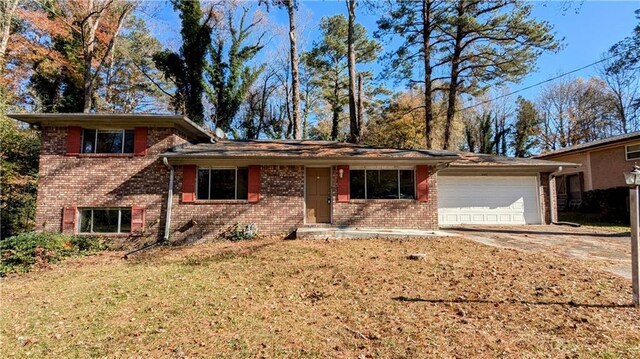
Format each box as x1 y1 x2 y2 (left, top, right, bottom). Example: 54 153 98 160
626 143 640 161
196 167 247 200
78 207 131 234
349 167 416 200
81 129 133 154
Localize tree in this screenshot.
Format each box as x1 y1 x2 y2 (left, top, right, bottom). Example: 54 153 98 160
154 0 215 124
260 0 302 139
599 54 639 134
537 77 617 150
77 0 134 112
304 15 380 140
0 0 20 74
440 0 559 149
364 89 426 149
97 15 169 113
0 116 40 238
14 0 137 113
601 9 640 133
511 96 539 157
346 0 359 143
376 0 447 149
205 6 265 132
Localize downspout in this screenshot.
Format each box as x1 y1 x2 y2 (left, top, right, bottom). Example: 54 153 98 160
123 157 175 259
162 157 174 241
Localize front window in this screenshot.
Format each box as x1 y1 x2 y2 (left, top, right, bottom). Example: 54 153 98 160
627 144 640 160
350 169 415 200
197 167 248 200
82 129 134 154
79 208 131 233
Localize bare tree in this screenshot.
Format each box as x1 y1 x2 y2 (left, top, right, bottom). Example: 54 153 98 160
599 54 640 133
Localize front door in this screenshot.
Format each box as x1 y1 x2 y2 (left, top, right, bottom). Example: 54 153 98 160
306 167 331 223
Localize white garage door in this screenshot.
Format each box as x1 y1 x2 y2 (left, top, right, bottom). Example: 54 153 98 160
438 176 540 225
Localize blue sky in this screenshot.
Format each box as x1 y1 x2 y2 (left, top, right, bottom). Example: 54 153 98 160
146 0 639 102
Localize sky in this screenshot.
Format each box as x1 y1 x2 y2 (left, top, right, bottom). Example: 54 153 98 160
145 0 639 104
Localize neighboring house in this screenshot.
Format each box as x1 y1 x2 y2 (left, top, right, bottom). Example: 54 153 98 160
535 131 640 210
9 113 576 243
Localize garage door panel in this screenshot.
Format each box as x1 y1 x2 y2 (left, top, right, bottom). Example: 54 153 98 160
438 176 540 225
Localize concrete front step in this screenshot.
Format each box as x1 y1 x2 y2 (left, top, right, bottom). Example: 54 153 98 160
295 227 451 239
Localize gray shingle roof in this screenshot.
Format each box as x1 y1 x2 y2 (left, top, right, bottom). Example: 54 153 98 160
535 131 640 158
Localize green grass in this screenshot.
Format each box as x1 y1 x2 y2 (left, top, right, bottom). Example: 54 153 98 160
0 232 106 276
1 237 639 358
558 211 630 233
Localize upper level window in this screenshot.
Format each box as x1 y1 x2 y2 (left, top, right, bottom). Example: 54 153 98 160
350 169 415 200
79 208 131 233
197 167 248 200
627 144 640 160
82 129 134 154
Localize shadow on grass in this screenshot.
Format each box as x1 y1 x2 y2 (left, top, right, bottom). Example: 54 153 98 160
392 296 634 308
449 227 630 238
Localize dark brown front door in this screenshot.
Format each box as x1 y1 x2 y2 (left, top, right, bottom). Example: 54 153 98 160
306 167 331 223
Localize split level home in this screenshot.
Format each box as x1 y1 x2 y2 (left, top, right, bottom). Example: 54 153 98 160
9 113 577 242
535 131 640 210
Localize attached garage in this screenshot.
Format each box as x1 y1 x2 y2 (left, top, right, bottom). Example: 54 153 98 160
438 175 540 225
437 153 579 226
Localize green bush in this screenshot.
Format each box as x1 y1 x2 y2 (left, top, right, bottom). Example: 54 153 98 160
582 187 629 221
0 232 106 276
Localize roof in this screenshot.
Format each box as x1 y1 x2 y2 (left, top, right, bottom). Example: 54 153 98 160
535 131 640 159
449 152 579 170
162 140 460 164
6 113 212 142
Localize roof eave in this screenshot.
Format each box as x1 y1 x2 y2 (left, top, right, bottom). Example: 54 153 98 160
6 113 212 142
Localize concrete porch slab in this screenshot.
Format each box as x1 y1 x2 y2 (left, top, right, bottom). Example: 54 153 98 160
295 226 452 239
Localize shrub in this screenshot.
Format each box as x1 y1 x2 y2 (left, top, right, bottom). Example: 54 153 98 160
0 232 106 276
221 223 258 241
582 187 628 220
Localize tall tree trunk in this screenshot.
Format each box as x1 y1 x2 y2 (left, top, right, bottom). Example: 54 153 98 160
287 0 302 139
422 0 434 149
0 0 19 75
346 0 359 143
357 72 363 136
443 2 464 150
81 1 130 113
331 79 340 141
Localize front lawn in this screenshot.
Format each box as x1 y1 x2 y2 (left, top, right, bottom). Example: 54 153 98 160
1 237 639 357
558 211 630 233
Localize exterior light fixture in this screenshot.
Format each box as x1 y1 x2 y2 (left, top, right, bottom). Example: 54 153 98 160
338 168 344 179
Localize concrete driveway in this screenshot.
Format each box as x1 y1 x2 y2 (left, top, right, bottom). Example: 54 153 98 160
445 225 632 279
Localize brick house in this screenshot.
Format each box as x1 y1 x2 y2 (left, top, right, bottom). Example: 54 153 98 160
9 113 576 243
535 131 640 210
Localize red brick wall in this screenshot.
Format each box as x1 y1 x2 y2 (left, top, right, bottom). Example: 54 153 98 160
331 166 439 230
35 126 189 242
539 172 554 224
168 165 305 242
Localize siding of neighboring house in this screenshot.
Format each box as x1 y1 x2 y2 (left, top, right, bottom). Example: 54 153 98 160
590 145 635 190
545 141 640 192
36 126 189 243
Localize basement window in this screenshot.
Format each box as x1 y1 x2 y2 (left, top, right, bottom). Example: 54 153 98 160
79 208 131 233
197 168 248 200
82 129 134 154
349 169 415 200
626 144 640 160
